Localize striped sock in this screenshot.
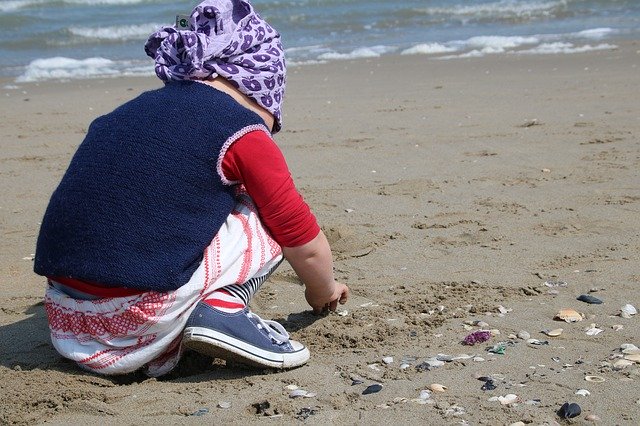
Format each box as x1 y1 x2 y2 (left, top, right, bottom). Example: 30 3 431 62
204 272 273 313
204 261 283 313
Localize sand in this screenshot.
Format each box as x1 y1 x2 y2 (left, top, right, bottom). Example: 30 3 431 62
1 40 639 425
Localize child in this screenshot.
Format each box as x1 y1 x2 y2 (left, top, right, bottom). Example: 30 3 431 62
34 0 348 376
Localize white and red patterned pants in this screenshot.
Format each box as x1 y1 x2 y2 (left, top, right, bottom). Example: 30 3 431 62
44 194 282 376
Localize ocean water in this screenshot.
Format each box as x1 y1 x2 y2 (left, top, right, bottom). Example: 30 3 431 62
0 0 638 83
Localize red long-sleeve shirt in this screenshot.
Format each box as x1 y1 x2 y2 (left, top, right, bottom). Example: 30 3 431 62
221 130 320 247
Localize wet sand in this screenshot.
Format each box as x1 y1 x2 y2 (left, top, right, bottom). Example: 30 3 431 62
1 40 639 424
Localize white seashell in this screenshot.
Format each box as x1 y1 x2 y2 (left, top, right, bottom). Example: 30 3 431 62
613 359 634 369
624 354 640 363
612 324 624 331
585 414 601 422
498 394 518 405
510 422 525 426
488 396 500 402
475 320 490 328
218 401 232 409
621 304 637 316
368 363 381 371
285 384 299 390
429 383 447 392
585 375 605 383
452 354 472 360
575 389 591 397
543 328 563 337
289 389 308 398
426 359 445 368
382 356 393 364
621 344 639 352
418 390 431 400
337 310 348 316
517 331 531 340
473 356 485 362
585 326 603 336
399 363 410 370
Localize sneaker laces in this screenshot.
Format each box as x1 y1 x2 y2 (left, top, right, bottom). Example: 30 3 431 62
247 312 290 345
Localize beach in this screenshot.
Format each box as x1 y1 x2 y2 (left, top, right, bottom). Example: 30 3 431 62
1 40 640 424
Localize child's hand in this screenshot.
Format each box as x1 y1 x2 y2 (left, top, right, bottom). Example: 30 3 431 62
305 280 349 315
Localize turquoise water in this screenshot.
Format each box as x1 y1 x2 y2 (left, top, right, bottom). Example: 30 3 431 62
1 0 638 82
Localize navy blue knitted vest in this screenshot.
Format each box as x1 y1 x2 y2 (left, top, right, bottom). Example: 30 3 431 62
34 81 267 291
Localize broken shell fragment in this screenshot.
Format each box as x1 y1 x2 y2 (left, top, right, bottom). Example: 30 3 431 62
498 394 519 405
575 389 590 397
555 308 584 323
517 330 530 340
543 328 563 337
585 324 603 336
612 324 624 331
613 359 634 369
624 354 640 363
429 383 447 393
585 375 605 383
585 414 601 422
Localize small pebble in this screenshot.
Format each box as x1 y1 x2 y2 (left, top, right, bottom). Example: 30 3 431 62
577 294 603 304
363 384 383 395
517 330 530 340
557 402 581 419
585 414 601 422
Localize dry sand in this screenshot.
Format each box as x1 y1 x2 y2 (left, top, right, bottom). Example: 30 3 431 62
1 40 639 425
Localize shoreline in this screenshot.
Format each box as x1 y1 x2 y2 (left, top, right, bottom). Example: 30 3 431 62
1 39 639 424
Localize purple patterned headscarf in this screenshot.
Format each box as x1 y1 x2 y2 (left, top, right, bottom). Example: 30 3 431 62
144 0 286 132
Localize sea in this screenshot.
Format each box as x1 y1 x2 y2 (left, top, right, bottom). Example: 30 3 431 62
1 0 639 83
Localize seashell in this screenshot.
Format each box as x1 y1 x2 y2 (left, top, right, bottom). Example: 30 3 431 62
285 384 299 390
544 280 568 287
218 401 232 409
577 294 603 304
517 330 530 340
337 310 348 316
382 356 393 364
418 390 431 400
527 338 549 346
613 359 634 369
498 394 518 405
452 354 472 360
555 308 584 323
543 328 563 337
585 414 601 422
510 422 525 426
426 359 445 368
351 378 364 386
612 324 624 331
481 380 497 391
368 363 381 371
620 304 637 316
399 363 410 370
429 383 447 393
621 344 639 352
575 389 590 397
585 325 603 336
473 356 485 362
624 354 640 363
436 354 454 362
289 389 309 398
362 384 383 395
585 375 605 383
557 402 581 419
622 348 640 355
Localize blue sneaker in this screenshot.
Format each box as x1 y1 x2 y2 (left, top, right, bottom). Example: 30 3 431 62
183 302 310 369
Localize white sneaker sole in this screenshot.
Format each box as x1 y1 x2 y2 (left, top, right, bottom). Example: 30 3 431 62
183 326 310 369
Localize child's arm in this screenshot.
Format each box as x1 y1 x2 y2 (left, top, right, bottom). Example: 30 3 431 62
282 231 349 314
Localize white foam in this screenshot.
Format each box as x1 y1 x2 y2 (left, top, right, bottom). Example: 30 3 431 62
416 0 567 18
401 43 458 56
0 0 147 10
317 46 395 61
69 23 162 41
516 42 617 55
16 57 119 82
464 35 540 50
574 28 615 40
0 0 44 12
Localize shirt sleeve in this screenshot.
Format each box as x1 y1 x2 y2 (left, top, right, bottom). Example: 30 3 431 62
221 130 320 247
